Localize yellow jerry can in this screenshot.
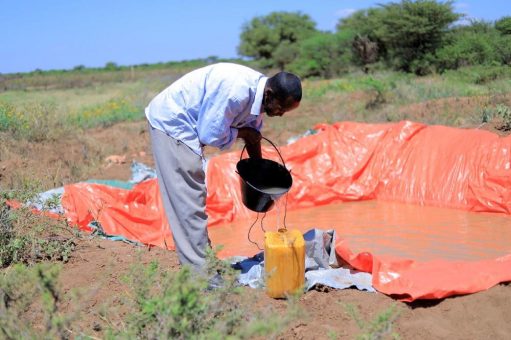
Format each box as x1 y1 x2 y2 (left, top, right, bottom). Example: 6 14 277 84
264 229 305 298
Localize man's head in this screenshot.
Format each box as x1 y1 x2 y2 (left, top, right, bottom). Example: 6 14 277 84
263 72 302 117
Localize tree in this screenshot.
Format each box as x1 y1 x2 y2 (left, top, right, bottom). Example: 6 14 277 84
337 8 387 62
436 20 505 70
104 61 119 71
337 0 461 75
288 31 354 78
352 35 379 73
377 0 461 74
495 16 511 35
272 41 300 71
237 12 317 69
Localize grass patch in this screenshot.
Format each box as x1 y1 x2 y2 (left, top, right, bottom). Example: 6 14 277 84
0 66 510 144
0 203 76 267
67 97 143 129
481 103 511 131
304 67 511 105
443 65 511 85
0 60 207 92
1 183 78 268
0 247 299 339
303 71 408 100
0 263 74 339
0 101 65 142
344 303 401 340
104 248 299 339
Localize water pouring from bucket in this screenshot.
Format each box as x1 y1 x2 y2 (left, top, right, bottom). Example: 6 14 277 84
236 137 292 213
237 138 305 298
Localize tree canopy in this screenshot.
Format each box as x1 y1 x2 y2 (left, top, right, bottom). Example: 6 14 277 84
237 12 317 69
237 1 511 78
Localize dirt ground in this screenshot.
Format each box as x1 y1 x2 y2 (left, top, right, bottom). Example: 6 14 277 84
2 98 511 338
61 237 511 339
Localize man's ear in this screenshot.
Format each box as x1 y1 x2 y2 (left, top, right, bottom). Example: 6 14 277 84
263 87 274 102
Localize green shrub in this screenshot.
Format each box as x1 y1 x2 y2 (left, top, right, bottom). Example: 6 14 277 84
0 263 73 339
481 104 511 131
344 303 401 340
442 65 511 85
0 101 62 141
362 77 389 109
288 31 354 78
106 249 299 339
0 250 300 339
1 186 77 268
436 28 504 71
0 102 15 131
495 16 511 35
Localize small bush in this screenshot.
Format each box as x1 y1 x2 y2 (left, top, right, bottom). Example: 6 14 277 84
105 248 299 339
344 303 401 340
0 263 73 339
0 101 62 142
0 249 300 339
362 77 388 109
1 186 78 268
481 104 511 131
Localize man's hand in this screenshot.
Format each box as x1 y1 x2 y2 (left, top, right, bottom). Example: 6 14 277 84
237 127 262 159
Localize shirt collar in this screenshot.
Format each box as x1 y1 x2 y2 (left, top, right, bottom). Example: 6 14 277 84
250 76 268 116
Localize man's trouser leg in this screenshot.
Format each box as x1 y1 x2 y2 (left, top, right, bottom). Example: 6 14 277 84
149 124 209 269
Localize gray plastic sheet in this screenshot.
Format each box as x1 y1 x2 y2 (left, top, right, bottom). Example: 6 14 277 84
234 228 375 293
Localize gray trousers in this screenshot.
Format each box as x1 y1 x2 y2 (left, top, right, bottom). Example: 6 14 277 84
148 124 209 269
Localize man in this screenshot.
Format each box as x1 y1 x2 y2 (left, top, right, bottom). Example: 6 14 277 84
145 62 301 270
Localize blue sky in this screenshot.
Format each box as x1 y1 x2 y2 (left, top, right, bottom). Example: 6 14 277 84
2 0 510 73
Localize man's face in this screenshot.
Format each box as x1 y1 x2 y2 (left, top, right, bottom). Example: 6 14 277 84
263 94 300 117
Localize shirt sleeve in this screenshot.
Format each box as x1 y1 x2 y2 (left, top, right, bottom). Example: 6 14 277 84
197 96 245 150
245 114 263 132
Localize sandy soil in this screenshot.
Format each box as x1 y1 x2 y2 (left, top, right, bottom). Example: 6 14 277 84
59 237 511 339
2 103 511 338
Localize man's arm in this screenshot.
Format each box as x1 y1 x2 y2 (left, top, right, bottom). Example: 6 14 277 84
237 127 262 159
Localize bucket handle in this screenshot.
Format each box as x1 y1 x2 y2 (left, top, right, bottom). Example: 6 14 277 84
240 136 287 168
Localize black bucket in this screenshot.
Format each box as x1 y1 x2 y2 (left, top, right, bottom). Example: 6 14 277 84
236 137 293 213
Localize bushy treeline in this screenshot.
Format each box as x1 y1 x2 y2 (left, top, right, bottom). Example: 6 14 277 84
238 0 511 77
0 57 251 91
3 0 510 83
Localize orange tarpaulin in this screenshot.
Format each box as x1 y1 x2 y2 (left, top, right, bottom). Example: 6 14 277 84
61 121 511 301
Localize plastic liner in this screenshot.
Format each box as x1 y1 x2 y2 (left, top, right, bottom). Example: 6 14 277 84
235 228 375 293
63 179 173 249
61 121 511 301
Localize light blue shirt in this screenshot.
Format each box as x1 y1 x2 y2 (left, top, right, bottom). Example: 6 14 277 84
145 63 267 156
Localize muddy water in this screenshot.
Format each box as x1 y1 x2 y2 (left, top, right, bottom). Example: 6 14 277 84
255 187 288 194
208 200 511 261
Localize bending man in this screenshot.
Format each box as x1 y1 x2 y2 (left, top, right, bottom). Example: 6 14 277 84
145 62 301 270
